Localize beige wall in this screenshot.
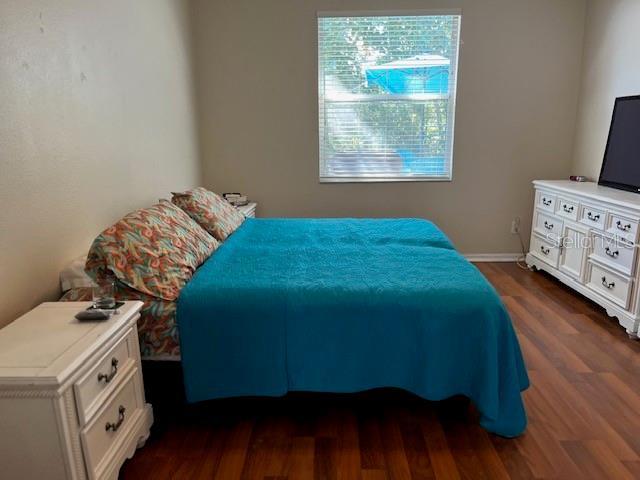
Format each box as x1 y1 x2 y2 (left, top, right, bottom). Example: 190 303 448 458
572 0 640 179
0 0 200 327
0 1 590 326
191 0 585 255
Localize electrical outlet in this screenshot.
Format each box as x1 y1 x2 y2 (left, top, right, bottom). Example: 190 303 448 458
511 216 521 235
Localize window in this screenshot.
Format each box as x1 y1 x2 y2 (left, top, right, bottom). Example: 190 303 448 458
318 12 461 182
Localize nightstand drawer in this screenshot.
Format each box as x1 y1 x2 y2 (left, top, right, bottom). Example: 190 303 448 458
74 327 137 425
81 368 144 479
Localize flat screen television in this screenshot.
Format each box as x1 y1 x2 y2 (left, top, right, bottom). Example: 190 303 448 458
598 95 640 193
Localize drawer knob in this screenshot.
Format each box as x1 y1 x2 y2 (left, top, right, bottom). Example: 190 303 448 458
540 245 550 255
97 358 119 384
616 220 632 232
105 405 126 432
563 205 574 213
542 198 552 206
544 221 554 230
601 276 615 289
605 247 620 258
587 212 600 222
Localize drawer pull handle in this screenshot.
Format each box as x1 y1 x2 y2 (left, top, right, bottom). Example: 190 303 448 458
542 198 552 206
605 247 620 258
587 212 601 222
105 405 126 432
544 221 554 230
540 246 550 255
616 221 632 232
97 358 119 384
601 277 615 289
563 205 574 213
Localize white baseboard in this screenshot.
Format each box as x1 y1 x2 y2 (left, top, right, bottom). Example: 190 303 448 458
464 253 522 262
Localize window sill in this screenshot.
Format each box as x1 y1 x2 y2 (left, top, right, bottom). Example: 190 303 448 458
319 175 452 184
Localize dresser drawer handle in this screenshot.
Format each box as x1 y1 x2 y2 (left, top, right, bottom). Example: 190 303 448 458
544 221 554 230
587 212 601 222
97 358 119 384
542 198 552 206
540 246 550 255
601 276 615 289
616 221 632 232
605 247 619 258
105 405 126 432
563 204 574 213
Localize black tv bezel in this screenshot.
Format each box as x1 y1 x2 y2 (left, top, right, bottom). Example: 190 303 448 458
598 94 640 194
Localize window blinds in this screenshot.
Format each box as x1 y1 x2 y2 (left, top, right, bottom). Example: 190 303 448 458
318 13 461 182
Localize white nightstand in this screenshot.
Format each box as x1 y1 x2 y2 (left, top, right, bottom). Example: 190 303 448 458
0 301 153 480
237 201 257 218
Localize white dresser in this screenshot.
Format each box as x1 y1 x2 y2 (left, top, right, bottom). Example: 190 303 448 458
0 301 153 480
527 180 640 337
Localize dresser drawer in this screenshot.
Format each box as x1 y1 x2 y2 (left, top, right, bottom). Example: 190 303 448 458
555 197 579 221
81 368 144 479
579 205 606 230
74 328 137 425
530 234 560 268
591 234 636 276
533 211 563 242
586 262 633 309
537 191 556 213
606 214 639 244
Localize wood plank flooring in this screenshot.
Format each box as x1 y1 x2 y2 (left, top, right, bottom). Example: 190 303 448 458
120 263 640 479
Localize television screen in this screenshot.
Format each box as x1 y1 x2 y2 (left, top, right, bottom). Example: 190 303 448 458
599 95 640 193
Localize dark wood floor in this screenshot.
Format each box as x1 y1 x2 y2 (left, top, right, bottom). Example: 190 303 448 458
120 263 640 479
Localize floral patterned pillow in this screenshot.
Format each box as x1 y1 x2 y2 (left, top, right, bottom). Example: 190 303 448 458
85 200 218 301
171 187 246 241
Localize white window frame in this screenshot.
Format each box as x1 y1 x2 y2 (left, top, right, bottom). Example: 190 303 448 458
317 10 462 183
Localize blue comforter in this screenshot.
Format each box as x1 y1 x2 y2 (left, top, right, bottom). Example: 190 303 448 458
178 219 529 437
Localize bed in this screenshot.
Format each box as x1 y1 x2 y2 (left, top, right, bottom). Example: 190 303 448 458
176 218 529 437
60 197 529 437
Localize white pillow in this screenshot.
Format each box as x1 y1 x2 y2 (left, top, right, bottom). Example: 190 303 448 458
60 255 94 292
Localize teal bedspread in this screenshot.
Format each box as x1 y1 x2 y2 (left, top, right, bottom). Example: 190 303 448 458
177 219 529 437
